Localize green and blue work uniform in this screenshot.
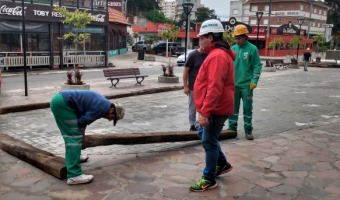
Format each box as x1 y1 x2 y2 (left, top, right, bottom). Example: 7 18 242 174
228 40 262 133
50 90 111 178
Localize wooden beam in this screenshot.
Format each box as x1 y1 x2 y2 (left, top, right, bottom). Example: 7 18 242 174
84 130 237 147
0 134 66 179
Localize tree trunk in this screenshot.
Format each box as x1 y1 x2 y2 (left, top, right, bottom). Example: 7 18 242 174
84 130 237 147
0 134 66 179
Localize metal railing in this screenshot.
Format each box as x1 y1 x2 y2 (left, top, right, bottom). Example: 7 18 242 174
0 51 105 70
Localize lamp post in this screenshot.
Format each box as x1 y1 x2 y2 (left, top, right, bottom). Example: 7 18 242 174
256 11 263 49
296 17 305 64
21 0 28 96
182 2 193 63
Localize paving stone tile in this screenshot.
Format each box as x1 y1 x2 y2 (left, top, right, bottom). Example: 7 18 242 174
124 183 159 194
269 184 299 196
163 187 189 199
255 179 282 188
300 185 329 199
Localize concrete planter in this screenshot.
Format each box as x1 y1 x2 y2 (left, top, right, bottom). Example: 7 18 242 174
61 83 90 91
262 66 276 72
288 64 300 69
158 76 179 83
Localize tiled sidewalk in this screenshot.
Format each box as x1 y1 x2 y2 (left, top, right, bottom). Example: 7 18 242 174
1 124 339 200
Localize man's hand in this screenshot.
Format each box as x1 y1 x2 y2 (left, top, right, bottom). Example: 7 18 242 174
250 83 257 90
198 114 209 127
183 86 190 95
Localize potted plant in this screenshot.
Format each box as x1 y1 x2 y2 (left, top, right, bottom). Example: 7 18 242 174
158 24 180 83
267 37 284 69
313 34 326 62
54 7 93 90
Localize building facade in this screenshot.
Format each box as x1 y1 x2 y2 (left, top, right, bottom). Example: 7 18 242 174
159 0 178 20
230 0 329 37
176 0 201 21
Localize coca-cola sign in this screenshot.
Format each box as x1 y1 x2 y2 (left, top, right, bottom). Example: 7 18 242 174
0 5 26 16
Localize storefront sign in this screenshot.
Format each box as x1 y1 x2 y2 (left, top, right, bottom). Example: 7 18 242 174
0 1 107 24
221 17 251 33
251 26 267 34
108 0 123 11
272 11 300 16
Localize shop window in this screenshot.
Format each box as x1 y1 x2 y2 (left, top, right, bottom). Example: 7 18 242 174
263 19 268 25
53 0 59 6
232 9 239 15
80 0 92 8
26 33 49 52
251 6 258 12
0 33 21 52
62 0 77 7
265 5 269 12
15 0 31 3
33 0 51 4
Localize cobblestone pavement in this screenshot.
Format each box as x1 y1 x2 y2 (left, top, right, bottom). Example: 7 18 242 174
1 58 340 199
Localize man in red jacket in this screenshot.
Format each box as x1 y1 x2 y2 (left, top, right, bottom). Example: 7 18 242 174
189 19 236 192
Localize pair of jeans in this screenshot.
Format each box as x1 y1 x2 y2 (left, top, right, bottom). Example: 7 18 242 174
188 90 197 126
197 115 229 181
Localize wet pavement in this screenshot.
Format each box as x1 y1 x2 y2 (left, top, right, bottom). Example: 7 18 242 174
0 53 340 199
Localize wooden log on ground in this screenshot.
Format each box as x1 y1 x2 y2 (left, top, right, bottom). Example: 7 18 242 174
0 134 66 179
85 130 237 148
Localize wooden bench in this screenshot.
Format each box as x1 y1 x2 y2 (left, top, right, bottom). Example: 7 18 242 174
103 68 148 88
267 60 290 70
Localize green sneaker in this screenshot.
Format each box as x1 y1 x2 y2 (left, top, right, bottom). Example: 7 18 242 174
189 176 217 192
216 162 233 177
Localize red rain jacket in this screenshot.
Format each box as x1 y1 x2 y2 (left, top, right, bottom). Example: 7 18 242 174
194 42 236 118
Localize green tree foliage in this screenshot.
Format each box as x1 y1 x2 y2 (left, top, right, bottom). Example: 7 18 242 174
268 37 284 56
127 0 160 16
195 7 217 22
54 7 92 50
290 35 302 49
144 10 175 23
312 34 325 52
325 0 340 33
160 25 179 68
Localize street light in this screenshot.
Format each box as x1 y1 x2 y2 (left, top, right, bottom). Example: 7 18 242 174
21 0 28 96
182 2 194 63
256 11 263 48
296 17 305 64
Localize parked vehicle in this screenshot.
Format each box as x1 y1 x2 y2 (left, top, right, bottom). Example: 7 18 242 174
152 42 184 56
131 41 152 51
176 49 195 66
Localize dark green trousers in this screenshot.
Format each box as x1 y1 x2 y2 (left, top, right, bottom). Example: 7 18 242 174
228 86 253 133
50 93 82 179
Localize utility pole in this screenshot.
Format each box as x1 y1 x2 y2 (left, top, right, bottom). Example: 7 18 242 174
307 0 313 39
264 0 272 57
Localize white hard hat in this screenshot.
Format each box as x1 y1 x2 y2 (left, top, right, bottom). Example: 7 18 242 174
198 19 225 36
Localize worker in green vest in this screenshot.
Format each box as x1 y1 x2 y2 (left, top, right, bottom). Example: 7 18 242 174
227 24 262 140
